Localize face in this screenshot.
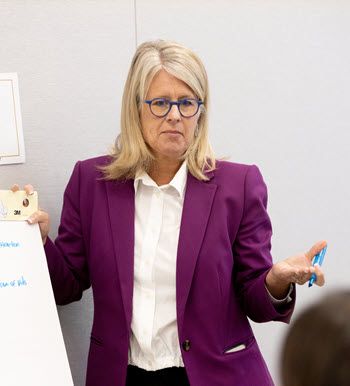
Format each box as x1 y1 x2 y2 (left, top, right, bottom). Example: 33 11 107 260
140 69 201 163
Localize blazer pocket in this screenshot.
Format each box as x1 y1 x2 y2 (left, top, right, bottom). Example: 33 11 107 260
224 343 246 354
223 336 255 355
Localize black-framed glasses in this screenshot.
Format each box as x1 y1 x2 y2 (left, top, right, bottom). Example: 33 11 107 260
144 98 203 118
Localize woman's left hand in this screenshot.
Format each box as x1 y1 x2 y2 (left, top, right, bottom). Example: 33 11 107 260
265 240 327 299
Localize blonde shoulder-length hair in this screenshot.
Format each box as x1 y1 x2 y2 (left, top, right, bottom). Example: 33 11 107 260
102 39 216 181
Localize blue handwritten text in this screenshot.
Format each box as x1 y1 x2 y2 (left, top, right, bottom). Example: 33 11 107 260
0 241 20 248
0 276 27 288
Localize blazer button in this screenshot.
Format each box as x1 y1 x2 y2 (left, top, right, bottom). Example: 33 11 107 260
182 339 191 352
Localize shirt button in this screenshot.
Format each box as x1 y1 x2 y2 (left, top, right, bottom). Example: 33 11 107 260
182 339 191 352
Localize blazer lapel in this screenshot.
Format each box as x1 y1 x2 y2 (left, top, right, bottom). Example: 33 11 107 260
176 172 217 332
105 179 135 328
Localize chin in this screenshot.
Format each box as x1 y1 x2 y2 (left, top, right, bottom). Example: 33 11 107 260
159 148 187 160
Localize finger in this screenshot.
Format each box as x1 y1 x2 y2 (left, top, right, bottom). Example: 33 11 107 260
27 210 49 224
294 269 312 285
314 264 325 287
305 240 327 263
11 184 20 192
24 184 34 195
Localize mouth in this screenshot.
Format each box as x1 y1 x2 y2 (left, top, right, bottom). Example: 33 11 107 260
162 130 183 136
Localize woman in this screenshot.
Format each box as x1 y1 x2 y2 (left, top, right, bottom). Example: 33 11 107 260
17 40 326 386
281 291 350 386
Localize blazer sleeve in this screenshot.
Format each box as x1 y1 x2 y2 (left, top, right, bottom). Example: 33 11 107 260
232 165 295 323
44 161 91 305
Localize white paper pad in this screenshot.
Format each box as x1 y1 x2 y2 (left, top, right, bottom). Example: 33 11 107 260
0 221 73 385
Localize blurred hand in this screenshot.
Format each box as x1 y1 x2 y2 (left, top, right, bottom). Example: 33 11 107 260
11 184 50 245
266 240 327 298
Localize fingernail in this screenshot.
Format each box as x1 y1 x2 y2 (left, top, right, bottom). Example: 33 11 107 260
24 184 34 195
27 217 33 224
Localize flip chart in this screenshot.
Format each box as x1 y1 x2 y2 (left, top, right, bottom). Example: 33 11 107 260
0 220 73 385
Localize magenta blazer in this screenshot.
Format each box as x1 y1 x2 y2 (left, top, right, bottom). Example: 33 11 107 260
44 156 295 386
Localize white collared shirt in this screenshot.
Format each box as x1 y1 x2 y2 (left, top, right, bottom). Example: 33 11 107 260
128 161 187 371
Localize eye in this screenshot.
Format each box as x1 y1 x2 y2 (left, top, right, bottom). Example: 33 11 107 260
152 99 168 107
180 99 195 107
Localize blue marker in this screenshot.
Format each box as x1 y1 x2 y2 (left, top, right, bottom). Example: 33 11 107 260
308 245 327 287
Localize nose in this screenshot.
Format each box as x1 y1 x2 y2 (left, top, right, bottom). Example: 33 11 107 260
166 103 181 122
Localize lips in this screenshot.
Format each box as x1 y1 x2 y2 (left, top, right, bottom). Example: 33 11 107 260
162 130 182 135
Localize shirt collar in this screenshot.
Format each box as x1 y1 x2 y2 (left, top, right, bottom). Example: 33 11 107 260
134 161 188 199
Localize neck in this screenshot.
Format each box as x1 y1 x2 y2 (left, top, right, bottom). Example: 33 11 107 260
149 158 183 185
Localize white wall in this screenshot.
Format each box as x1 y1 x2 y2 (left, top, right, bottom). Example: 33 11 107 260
137 1 350 382
1 1 135 384
1 1 349 385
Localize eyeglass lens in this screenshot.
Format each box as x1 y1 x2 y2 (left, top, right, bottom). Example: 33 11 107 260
150 99 199 117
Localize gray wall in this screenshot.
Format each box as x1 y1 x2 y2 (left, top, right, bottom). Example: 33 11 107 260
1 1 349 385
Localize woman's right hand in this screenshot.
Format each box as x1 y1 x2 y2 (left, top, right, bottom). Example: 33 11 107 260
11 184 50 245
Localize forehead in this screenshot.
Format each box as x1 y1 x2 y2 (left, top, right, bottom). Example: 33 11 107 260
147 69 195 97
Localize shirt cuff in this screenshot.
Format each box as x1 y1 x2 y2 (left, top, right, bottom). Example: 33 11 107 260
265 283 294 305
